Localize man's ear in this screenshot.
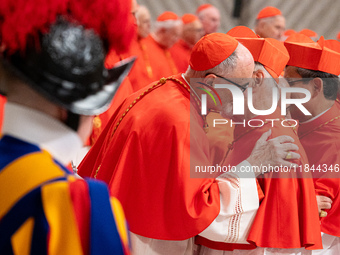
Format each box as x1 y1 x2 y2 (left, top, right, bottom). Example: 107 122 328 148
253 69 265 88
203 73 216 87
311 77 323 98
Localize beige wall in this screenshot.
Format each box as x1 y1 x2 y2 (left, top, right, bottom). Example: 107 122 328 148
138 0 340 39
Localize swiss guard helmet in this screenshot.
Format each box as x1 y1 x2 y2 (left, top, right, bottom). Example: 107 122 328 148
0 0 136 116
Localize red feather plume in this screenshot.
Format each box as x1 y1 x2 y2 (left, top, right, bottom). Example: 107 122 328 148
0 0 136 55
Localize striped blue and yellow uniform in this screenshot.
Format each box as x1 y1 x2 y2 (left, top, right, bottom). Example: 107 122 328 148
0 135 130 255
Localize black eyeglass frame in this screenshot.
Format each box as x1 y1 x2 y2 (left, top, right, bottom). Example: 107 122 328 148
205 73 249 92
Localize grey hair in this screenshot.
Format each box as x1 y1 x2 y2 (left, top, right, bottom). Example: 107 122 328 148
296 67 339 100
185 50 238 78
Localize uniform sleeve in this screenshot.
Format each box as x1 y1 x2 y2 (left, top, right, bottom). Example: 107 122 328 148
85 179 131 255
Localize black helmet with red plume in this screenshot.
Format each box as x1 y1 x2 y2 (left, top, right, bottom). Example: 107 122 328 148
0 0 136 115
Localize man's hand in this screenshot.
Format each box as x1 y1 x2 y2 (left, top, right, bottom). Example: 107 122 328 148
246 129 300 176
317 195 332 217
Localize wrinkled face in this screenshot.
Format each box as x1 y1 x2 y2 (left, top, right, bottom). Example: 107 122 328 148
200 8 220 34
214 44 255 119
284 66 313 121
161 24 182 48
137 7 151 38
256 15 286 41
182 20 204 46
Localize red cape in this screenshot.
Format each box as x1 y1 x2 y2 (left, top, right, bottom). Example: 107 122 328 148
197 110 322 250
231 111 322 249
79 74 221 240
299 102 340 237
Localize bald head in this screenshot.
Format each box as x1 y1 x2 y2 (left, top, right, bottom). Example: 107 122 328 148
197 6 220 35
254 15 286 40
136 5 151 38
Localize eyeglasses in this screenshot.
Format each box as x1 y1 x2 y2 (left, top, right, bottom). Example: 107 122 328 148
205 73 249 92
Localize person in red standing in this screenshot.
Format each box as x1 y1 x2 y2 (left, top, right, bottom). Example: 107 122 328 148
197 26 322 254
196 4 221 35
126 5 154 92
170 14 204 73
284 33 340 254
140 11 182 82
78 32 302 255
254 6 286 41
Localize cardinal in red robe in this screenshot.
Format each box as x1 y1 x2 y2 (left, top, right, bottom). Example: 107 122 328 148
284 33 340 253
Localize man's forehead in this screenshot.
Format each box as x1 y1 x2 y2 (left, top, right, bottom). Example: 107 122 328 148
205 8 220 18
273 15 285 25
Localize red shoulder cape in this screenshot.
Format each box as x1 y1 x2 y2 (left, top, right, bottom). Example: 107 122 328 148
230 112 322 249
197 110 322 250
78 74 220 240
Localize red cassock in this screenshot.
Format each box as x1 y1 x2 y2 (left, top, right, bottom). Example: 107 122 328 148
169 39 192 73
78 74 222 240
141 35 178 81
198 110 322 250
298 102 340 237
122 37 155 92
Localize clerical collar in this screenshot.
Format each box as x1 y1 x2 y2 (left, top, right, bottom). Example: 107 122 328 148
300 106 332 124
3 102 82 166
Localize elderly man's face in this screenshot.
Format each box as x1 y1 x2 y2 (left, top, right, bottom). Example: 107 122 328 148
137 7 151 38
161 24 182 48
200 8 220 34
256 16 286 41
182 20 204 47
214 44 255 119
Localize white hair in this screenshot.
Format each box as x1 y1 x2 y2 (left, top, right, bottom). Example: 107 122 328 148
185 50 238 78
154 19 182 31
